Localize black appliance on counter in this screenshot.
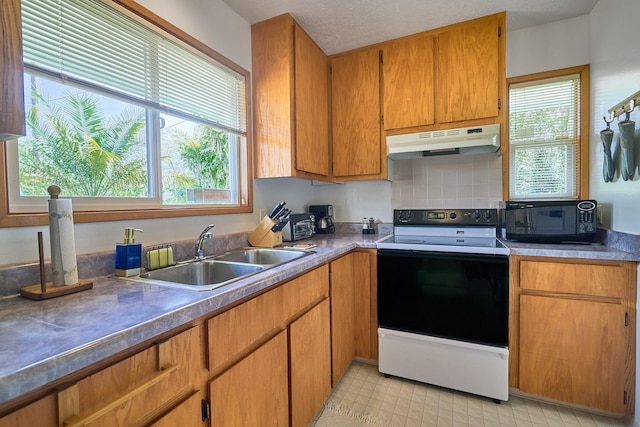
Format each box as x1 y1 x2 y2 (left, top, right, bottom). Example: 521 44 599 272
309 204 335 234
282 213 316 242
503 200 597 243
376 208 509 402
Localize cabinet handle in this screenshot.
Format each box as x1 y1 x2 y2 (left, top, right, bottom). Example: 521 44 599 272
61 364 179 427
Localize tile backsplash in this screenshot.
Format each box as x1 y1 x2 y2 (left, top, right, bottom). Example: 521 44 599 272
391 153 503 209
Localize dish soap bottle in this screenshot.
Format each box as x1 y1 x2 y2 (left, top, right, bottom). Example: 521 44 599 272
115 227 143 277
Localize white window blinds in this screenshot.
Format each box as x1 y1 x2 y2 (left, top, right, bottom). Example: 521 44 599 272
509 74 580 199
21 0 246 136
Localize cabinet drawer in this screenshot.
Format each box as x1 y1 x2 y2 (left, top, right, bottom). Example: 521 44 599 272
57 326 203 427
519 260 632 298
208 264 329 371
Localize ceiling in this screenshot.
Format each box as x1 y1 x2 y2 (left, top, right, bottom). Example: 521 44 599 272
221 0 599 55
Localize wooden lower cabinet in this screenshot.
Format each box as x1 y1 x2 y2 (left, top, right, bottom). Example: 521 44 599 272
289 299 331 427
149 391 206 427
209 331 290 427
520 295 626 412
0 394 57 427
0 253 373 426
330 253 356 386
57 326 204 427
512 256 637 414
353 249 377 360
206 263 332 426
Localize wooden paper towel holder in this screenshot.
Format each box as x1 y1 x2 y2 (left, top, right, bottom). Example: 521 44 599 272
19 232 93 301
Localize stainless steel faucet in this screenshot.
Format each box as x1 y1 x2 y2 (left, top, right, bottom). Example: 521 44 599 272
195 224 215 260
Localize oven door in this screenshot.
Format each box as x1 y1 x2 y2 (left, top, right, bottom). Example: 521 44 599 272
377 249 508 347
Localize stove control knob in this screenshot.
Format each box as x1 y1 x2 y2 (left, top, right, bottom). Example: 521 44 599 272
397 210 413 223
471 211 481 221
449 212 457 220
484 211 493 221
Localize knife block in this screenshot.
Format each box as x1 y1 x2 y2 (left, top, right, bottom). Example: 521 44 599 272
248 216 283 247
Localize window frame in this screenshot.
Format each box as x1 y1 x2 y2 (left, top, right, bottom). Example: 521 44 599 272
503 65 589 201
0 0 253 227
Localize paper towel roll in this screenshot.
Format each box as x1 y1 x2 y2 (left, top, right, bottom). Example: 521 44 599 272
48 197 78 286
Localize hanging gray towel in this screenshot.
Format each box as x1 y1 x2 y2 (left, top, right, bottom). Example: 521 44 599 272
600 128 615 182
618 118 636 181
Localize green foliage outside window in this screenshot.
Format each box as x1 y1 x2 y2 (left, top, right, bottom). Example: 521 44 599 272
19 90 148 197
18 87 231 204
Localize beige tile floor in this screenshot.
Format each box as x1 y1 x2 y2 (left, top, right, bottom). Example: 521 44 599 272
312 362 633 427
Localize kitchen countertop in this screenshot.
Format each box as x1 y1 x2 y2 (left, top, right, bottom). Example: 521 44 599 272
0 233 379 408
502 240 640 262
0 231 638 409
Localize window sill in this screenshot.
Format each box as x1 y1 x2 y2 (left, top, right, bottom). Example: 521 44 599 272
0 205 252 228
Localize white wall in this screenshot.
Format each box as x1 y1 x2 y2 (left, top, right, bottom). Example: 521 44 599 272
135 0 252 71
506 15 590 78
589 0 640 235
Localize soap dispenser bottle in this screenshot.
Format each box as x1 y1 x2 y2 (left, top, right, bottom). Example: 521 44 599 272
115 227 143 277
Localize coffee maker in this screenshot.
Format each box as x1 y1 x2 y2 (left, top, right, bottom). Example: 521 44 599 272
309 205 335 234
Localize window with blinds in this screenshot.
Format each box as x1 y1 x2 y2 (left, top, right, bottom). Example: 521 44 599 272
21 0 246 136
508 74 581 200
9 0 250 213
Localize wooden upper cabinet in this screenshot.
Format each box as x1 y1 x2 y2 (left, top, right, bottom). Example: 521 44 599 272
294 24 330 176
251 14 330 180
331 48 383 179
436 13 502 124
0 0 26 139
382 35 435 131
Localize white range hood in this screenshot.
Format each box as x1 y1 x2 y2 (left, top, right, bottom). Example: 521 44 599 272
387 123 500 159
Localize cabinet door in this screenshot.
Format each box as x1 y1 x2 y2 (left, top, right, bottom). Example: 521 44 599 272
520 294 627 412
382 35 435 130
330 253 355 386
252 15 295 178
149 392 205 427
0 394 56 427
209 331 289 427
331 48 382 178
295 24 330 176
290 299 331 427
251 14 330 180
436 14 500 123
353 250 375 359
0 0 26 138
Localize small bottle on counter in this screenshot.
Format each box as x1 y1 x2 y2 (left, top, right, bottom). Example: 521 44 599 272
362 217 369 234
368 217 375 234
115 227 143 277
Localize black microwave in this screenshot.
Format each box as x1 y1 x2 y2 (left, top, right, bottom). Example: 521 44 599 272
503 200 598 243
